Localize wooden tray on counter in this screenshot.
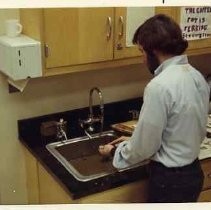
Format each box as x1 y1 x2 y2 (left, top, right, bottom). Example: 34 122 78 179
111 120 137 135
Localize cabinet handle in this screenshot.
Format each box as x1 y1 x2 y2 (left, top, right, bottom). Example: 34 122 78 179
118 16 124 38
106 16 112 40
44 44 50 58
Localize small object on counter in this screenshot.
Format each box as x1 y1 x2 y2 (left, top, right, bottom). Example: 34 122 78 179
40 121 57 137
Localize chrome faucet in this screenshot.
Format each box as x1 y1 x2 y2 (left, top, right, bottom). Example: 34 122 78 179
56 118 68 142
79 87 104 138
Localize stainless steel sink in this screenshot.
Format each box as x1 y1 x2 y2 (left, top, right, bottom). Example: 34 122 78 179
46 130 143 182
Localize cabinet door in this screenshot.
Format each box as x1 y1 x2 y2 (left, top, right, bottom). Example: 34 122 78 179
201 159 211 190
38 163 76 204
23 146 40 204
198 189 211 202
175 7 211 55
44 8 114 68
198 160 211 202
78 179 148 203
114 7 177 59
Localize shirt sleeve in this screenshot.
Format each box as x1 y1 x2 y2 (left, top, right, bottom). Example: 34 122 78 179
113 82 171 169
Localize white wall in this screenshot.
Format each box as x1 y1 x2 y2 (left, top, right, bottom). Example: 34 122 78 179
0 9 151 204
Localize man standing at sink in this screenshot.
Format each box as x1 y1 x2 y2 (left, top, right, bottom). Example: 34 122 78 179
99 14 210 203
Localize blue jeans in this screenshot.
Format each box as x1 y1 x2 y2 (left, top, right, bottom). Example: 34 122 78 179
148 159 204 203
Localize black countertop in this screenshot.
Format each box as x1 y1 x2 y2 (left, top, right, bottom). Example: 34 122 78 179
18 97 149 199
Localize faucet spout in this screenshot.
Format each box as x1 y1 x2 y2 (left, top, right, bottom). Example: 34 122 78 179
79 87 104 139
89 87 104 122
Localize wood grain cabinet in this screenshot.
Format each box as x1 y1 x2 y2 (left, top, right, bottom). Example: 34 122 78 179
20 7 177 77
114 7 155 59
114 7 177 59
43 8 114 68
38 161 148 203
44 7 175 63
20 7 211 77
116 7 211 58
198 159 211 202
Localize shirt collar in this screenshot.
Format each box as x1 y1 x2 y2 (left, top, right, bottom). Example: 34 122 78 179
154 55 188 76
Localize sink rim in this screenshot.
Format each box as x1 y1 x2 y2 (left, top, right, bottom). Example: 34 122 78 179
46 130 120 182
46 130 142 182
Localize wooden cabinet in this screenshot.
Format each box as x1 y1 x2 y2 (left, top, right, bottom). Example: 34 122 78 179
114 7 177 59
37 161 148 204
201 159 211 190
198 189 211 202
20 7 211 77
23 145 148 204
114 7 154 59
23 146 76 204
198 159 211 202
43 8 114 68
37 162 76 204
20 8 137 76
23 146 40 204
20 7 178 77
78 179 148 203
115 6 211 58
44 7 178 64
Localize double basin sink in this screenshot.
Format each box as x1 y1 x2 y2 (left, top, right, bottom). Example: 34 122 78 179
46 130 142 182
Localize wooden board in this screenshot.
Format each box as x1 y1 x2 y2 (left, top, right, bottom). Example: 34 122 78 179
111 120 137 135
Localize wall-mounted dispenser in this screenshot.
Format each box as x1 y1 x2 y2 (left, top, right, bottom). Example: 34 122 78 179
0 35 42 80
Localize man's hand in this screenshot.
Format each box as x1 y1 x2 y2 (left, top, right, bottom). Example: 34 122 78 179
98 136 129 157
98 144 114 157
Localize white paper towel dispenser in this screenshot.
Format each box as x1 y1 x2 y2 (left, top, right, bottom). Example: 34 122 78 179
0 35 42 80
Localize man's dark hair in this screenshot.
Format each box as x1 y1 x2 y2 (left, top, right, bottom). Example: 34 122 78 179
133 14 188 55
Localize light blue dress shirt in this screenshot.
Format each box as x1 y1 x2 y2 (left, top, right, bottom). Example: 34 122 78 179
113 55 210 168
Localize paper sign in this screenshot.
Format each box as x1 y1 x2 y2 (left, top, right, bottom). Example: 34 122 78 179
180 7 211 40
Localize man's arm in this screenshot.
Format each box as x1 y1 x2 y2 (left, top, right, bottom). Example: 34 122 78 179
113 82 171 169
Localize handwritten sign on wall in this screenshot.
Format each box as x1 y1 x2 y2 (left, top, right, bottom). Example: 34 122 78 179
180 7 211 40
